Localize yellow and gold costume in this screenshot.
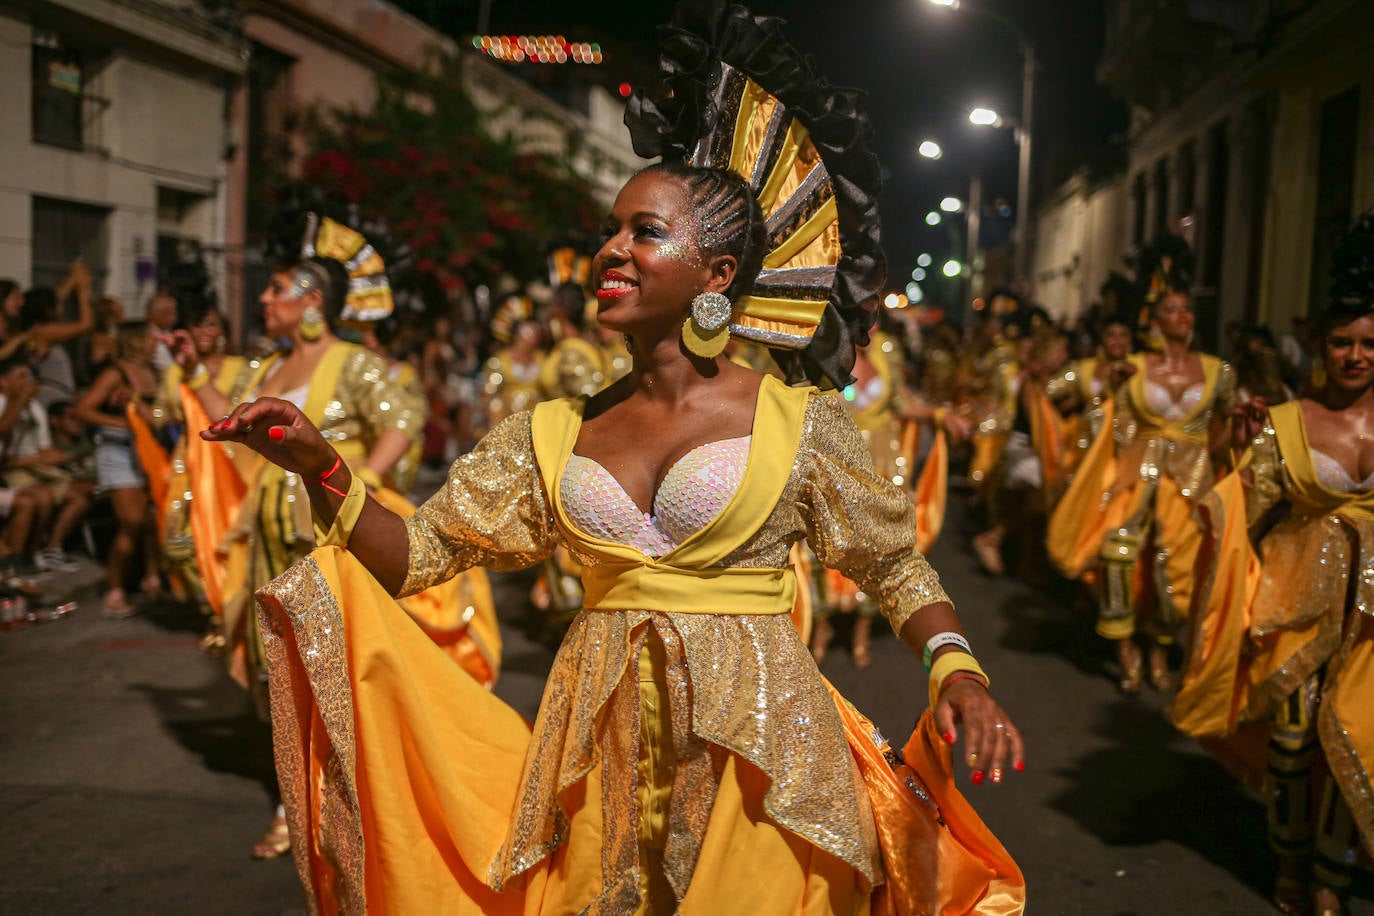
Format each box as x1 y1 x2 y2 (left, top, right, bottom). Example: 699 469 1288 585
967 340 1018 490
539 335 608 400
219 342 499 696
1051 353 1236 642
1173 401 1374 871
483 347 544 429
257 377 1022 913
822 333 948 616
159 358 247 595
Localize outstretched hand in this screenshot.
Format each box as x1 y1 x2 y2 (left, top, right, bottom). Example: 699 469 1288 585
201 397 338 479
935 679 1025 786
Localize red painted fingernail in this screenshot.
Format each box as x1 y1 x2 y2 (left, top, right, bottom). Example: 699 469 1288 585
971 771 985 786
1015 761 1025 773
268 427 284 441
943 732 955 745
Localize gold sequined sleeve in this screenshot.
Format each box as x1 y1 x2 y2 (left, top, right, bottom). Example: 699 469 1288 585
1113 378 1141 449
1214 360 1239 413
341 349 426 442
797 392 952 634
399 410 555 597
1044 363 1079 407
1245 422 1285 528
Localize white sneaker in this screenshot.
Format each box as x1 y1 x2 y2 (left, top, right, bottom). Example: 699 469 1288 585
35 548 81 573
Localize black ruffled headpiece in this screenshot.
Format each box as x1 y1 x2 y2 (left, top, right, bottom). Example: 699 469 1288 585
626 0 885 388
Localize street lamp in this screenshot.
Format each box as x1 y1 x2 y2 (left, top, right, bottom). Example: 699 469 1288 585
917 253 933 267
942 259 964 278
928 0 1035 282
925 211 942 226
968 107 1001 127
940 196 964 213
918 139 943 160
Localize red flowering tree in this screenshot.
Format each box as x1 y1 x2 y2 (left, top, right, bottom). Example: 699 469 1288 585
292 56 601 296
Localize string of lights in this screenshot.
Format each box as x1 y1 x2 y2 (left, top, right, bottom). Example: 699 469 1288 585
471 35 604 64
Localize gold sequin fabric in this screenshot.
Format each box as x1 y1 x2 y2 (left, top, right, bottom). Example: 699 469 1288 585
258 557 367 914
400 391 947 901
1238 425 1374 721
1114 360 1237 497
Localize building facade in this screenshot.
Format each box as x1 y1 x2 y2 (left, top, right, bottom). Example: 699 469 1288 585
1033 0 1374 347
1096 0 1374 347
0 0 245 311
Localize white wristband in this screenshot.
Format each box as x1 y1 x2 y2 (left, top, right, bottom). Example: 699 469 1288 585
923 631 971 669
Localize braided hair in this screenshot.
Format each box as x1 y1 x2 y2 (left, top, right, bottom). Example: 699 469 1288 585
640 162 768 301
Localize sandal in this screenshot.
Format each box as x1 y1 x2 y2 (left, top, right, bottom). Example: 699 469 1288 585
1117 642 1144 695
1148 645 1174 691
252 811 291 860
1273 855 1310 914
972 532 1005 577
102 588 136 620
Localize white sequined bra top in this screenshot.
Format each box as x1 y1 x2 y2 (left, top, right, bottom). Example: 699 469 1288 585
1143 379 1204 421
1310 448 1374 493
560 436 752 557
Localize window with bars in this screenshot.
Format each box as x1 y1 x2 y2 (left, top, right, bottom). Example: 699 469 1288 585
31 32 85 149
31 196 111 302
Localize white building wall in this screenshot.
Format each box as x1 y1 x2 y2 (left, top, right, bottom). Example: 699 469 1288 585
0 7 240 310
1032 175 1128 320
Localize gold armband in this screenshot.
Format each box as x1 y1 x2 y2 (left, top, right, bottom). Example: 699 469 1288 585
928 650 989 709
186 365 211 391
354 466 383 491
314 466 367 548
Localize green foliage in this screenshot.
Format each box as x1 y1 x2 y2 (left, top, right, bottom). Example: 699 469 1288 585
293 55 601 295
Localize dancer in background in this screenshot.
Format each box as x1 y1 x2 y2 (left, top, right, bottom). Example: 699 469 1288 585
1173 211 1374 916
1069 240 1237 692
812 325 969 666
180 207 497 859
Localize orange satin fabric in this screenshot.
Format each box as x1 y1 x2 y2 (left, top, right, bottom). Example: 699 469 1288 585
914 426 949 555
1170 472 1262 738
126 401 171 527
180 385 247 618
263 547 1025 915
371 486 502 689
1046 401 1120 578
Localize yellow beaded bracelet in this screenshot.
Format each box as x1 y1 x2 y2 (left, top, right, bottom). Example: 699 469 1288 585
928 650 989 709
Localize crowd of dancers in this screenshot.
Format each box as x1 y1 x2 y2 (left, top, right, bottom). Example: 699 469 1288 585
8 1 1374 912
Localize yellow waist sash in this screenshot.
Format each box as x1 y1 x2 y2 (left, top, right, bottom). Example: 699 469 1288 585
581 560 795 615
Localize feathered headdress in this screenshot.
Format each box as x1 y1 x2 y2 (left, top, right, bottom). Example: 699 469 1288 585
263 184 414 325
626 0 885 388
548 245 593 289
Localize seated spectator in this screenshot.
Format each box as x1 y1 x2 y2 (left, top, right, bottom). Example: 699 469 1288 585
146 290 178 374
6 261 95 407
0 359 94 572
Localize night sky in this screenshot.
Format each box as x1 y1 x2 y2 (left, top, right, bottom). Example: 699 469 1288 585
399 0 1126 287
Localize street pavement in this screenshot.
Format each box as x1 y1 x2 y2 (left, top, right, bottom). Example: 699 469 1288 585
2 491 1372 915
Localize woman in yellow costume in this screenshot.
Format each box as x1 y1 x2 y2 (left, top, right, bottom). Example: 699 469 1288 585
1055 240 1237 693
178 207 499 860
1172 212 1374 916
483 299 544 430
812 325 970 667
207 5 1025 912
157 305 246 644
1044 310 1135 471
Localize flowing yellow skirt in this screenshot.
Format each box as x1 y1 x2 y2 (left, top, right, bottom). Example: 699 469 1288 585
258 547 1024 914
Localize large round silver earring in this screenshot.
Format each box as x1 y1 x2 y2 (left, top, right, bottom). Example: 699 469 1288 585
682 291 732 358
300 305 326 342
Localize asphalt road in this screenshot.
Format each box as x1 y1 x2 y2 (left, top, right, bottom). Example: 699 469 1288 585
2 491 1371 915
